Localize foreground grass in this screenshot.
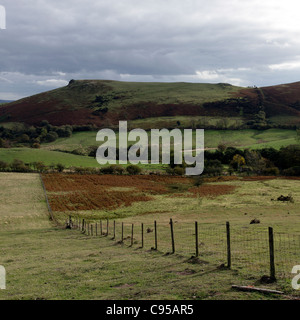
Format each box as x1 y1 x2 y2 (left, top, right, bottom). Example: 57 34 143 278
0 173 299 300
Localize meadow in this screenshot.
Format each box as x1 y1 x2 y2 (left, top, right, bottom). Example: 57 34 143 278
0 172 299 300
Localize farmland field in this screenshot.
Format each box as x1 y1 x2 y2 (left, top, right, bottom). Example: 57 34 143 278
41 128 297 152
0 172 300 300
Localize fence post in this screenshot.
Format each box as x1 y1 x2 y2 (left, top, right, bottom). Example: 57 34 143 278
106 219 109 237
91 224 93 236
226 221 231 269
154 220 157 250
131 224 134 247
170 218 175 254
121 222 124 243
113 220 116 240
268 227 276 281
95 223 98 236
141 223 144 248
100 220 103 236
82 219 85 232
195 221 199 257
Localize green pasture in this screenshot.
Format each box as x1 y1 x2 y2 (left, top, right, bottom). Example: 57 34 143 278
0 173 299 300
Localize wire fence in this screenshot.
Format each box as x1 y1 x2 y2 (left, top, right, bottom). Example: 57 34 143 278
69 216 300 281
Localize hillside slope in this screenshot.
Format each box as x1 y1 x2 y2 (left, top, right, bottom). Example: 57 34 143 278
0 80 300 127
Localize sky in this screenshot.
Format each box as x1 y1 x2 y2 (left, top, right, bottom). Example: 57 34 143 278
1 0 300 100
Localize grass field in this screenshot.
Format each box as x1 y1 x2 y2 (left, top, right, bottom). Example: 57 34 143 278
0 147 98 167
0 173 299 300
42 128 297 151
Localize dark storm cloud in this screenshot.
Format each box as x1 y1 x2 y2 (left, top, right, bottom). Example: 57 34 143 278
1 0 300 99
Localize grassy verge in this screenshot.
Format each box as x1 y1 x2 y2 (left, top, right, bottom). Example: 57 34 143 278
0 173 299 300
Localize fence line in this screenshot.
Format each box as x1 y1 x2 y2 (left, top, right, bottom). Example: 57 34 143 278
69 216 299 281
39 173 55 222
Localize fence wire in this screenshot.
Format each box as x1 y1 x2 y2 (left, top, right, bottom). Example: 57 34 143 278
71 217 300 281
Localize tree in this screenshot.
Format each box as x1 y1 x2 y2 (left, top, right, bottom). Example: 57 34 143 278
244 150 266 173
217 143 227 153
231 154 246 170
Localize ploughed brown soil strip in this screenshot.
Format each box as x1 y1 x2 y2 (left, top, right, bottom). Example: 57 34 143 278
42 174 237 212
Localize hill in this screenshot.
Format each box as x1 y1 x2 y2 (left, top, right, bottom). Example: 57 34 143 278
1 80 300 128
0 100 13 104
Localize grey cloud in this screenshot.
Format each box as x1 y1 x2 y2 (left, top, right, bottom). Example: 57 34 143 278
1 0 300 99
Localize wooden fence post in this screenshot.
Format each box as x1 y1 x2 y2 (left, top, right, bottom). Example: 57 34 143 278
131 224 134 247
113 220 116 240
226 221 231 269
141 223 144 248
82 219 85 232
195 221 199 257
106 219 109 237
95 223 98 236
170 218 175 254
268 227 276 280
121 222 124 243
100 220 103 236
154 220 157 250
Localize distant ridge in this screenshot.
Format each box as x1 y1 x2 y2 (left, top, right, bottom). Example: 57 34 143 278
0 80 300 127
0 100 14 104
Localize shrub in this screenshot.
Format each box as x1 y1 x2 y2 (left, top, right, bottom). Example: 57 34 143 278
56 163 65 173
0 160 8 171
109 164 125 175
126 164 142 175
10 159 30 172
282 166 300 176
263 167 280 176
32 142 40 149
173 166 185 176
100 166 115 174
44 131 59 143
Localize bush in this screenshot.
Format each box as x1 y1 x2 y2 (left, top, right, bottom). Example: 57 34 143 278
56 163 65 173
99 166 115 174
44 131 59 143
282 166 300 176
173 166 185 176
10 159 30 172
109 164 125 175
0 160 8 171
32 142 40 149
126 164 142 175
99 164 125 175
263 167 280 176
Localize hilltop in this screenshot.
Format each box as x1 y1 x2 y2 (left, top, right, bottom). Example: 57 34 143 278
0 80 300 128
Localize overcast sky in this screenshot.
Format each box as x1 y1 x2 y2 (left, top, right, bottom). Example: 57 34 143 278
1 0 300 100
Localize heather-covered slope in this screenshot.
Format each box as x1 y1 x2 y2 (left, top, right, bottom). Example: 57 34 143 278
1 80 300 127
